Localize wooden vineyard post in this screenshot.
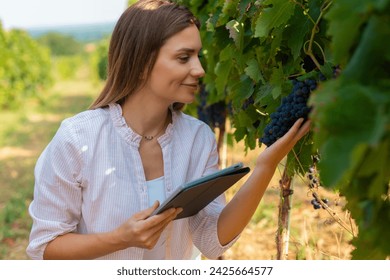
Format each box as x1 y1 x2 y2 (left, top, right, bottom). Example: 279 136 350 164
276 166 294 260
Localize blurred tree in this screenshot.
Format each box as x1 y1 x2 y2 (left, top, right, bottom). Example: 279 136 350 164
0 25 52 108
91 38 109 81
36 32 82 56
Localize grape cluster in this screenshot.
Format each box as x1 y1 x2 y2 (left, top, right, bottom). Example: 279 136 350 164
308 154 320 188
260 78 317 146
308 166 319 189
197 84 227 128
307 154 329 210
311 194 329 210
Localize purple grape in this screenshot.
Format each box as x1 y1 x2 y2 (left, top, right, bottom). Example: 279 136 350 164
260 78 316 146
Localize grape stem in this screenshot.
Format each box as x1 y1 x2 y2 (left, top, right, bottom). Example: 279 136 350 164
304 0 333 71
311 190 356 237
290 0 316 25
291 149 357 237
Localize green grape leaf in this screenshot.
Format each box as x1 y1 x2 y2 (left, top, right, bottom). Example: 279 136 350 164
284 8 312 60
286 133 314 177
234 125 247 142
231 75 254 109
219 44 234 62
245 128 257 150
325 0 371 65
214 46 233 95
222 0 238 17
233 109 256 144
351 199 390 259
269 65 284 99
269 28 283 63
254 0 295 38
206 11 220 32
244 58 262 83
311 79 388 186
238 0 253 18
255 84 280 114
226 19 244 49
343 14 390 83
356 140 390 200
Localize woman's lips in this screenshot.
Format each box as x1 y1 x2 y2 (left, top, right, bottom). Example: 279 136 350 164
182 83 199 89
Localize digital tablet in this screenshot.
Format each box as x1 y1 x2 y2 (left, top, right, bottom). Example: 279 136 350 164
150 162 250 220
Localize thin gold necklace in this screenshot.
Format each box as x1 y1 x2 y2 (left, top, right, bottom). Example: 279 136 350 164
142 123 166 141
135 112 170 141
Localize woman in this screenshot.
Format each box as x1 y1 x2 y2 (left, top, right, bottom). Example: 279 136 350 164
26 0 310 260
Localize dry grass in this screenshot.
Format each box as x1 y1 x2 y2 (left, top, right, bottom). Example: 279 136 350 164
217 131 356 260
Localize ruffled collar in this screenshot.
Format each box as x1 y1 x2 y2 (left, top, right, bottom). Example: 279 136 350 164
108 103 176 148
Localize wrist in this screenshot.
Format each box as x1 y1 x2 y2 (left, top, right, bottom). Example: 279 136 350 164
98 230 128 252
255 156 278 172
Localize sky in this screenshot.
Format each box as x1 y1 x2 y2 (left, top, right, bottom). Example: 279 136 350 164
0 0 128 29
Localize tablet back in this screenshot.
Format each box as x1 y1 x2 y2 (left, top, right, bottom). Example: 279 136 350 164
155 166 250 220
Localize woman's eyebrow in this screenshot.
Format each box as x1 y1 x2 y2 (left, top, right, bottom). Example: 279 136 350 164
175 47 203 53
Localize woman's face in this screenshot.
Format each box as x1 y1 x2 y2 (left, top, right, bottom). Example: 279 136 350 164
143 24 205 106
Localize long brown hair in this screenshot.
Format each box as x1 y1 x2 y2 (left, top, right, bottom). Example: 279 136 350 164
89 0 200 110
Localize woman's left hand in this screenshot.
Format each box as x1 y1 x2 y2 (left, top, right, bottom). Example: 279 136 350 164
256 118 311 169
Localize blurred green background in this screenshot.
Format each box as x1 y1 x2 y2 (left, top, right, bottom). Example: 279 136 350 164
0 21 112 258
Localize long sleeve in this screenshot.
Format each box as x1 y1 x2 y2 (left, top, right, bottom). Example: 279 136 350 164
27 120 83 259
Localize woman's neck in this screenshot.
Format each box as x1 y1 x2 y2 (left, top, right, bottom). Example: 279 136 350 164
121 95 171 138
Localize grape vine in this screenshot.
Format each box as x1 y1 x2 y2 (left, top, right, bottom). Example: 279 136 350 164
177 0 390 259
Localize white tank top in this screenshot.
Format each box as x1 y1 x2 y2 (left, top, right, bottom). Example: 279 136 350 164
146 176 166 207
143 176 166 259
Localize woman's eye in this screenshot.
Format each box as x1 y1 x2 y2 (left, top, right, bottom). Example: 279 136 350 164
178 56 190 63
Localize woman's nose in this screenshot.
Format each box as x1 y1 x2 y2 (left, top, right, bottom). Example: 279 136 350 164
191 58 205 78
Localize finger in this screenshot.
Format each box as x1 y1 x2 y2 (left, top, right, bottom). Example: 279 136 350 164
294 119 311 141
150 217 172 235
145 223 172 249
133 201 160 220
165 207 182 221
143 206 178 229
286 118 311 141
290 119 311 144
130 210 175 248
274 118 304 145
158 210 180 232
290 118 305 134
152 220 171 241
147 207 182 234
155 207 182 227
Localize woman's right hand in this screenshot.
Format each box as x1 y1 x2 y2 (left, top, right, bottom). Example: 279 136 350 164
113 201 182 250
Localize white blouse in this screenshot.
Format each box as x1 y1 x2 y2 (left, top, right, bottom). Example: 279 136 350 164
142 177 200 260
27 103 238 260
